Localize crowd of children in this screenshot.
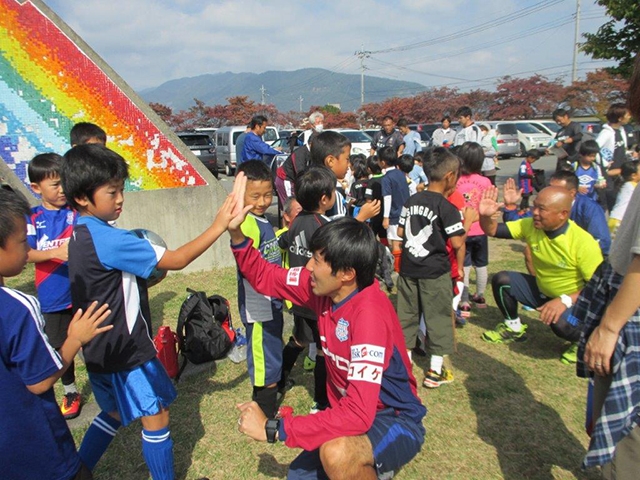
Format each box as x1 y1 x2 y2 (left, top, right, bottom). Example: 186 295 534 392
2 88 640 479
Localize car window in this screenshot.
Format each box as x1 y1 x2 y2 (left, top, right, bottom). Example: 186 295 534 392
179 135 212 147
263 128 278 142
497 124 518 135
341 130 373 142
541 122 560 133
515 123 544 134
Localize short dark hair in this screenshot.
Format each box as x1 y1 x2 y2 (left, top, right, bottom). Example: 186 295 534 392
457 142 484 175
620 161 639 181
525 149 542 160
309 217 378 290
295 167 336 211
423 147 460 182
605 103 629 123
0 188 30 249
413 151 426 164
28 153 63 184
381 115 394 123
61 144 129 210
378 146 397 166
367 155 381 175
552 108 569 119
351 157 369 180
441 115 451 123
455 106 472 118
236 159 272 182
70 122 107 146
398 154 414 174
396 118 409 128
550 170 579 191
349 153 366 166
311 131 351 167
250 115 268 129
580 139 601 156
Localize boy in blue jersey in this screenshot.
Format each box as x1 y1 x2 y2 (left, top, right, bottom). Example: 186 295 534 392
236 160 285 419
0 187 112 480
26 153 82 419
573 140 606 201
61 144 246 479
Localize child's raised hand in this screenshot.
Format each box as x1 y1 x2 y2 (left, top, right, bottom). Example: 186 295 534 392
502 178 523 206
478 186 502 217
67 301 112 347
226 173 253 232
213 172 251 232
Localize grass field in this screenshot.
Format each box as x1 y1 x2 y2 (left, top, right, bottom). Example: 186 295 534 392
7 237 601 480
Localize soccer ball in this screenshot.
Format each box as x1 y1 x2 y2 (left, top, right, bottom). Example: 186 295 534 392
130 228 168 287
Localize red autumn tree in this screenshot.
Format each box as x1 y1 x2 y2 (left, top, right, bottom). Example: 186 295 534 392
563 69 629 119
489 75 565 120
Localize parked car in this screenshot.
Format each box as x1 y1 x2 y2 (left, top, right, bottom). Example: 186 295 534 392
526 120 559 137
269 137 292 171
623 124 639 146
328 129 372 156
487 122 520 158
176 132 218 178
579 122 603 135
194 127 217 139
503 121 553 155
214 125 279 176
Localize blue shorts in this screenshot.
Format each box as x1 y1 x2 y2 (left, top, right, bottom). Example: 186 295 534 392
245 315 284 387
88 357 177 426
463 235 489 268
288 408 425 479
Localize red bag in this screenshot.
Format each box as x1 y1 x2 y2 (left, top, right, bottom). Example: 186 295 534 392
155 326 179 379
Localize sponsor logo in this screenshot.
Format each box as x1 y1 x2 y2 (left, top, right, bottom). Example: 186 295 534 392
286 267 303 286
351 344 385 363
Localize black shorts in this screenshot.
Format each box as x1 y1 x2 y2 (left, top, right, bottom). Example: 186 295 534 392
43 308 73 349
293 314 320 346
464 235 489 268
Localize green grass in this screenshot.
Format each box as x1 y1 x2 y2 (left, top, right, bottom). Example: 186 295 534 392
7 238 600 479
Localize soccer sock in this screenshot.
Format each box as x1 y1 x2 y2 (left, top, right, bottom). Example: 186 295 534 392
308 343 317 361
313 355 328 408
142 426 174 480
279 337 304 391
476 266 488 296
63 382 78 395
253 385 278 418
505 318 522 332
79 411 121 470
430 355 444 375
60 357 76 387
462 267 471 303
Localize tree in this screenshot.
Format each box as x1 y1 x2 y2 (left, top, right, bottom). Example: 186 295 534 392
149 102 173 123
489 75 564 119
563 69 629 119
581 0 640 78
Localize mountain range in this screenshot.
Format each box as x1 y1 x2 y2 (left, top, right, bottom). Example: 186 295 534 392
139 68 427 113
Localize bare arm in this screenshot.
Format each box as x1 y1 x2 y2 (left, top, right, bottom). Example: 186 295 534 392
478 186 502 237
27 241 68 263
27 302 111 395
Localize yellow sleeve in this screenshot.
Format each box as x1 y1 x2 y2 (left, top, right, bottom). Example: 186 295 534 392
505 218 532 240
241 216 260 250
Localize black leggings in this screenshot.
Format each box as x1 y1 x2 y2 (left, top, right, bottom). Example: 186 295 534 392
491 270 581 342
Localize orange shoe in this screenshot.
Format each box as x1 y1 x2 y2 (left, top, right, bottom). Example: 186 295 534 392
61 392 82 420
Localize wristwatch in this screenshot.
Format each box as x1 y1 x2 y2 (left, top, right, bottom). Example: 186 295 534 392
265 419 280 443
560 294 573 309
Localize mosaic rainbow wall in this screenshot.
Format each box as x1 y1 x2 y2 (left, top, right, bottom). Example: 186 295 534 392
0 0 207 192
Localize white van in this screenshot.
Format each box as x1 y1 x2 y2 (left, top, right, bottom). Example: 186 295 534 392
214 125 279 176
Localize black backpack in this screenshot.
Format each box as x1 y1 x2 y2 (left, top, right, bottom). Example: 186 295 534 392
176 289 234 378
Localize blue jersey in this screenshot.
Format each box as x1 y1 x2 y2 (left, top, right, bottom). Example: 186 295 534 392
382 168 410 224
238 213 283 324
26 205 77 312
0 287 81 479
68 216 166 374
574 163 602 200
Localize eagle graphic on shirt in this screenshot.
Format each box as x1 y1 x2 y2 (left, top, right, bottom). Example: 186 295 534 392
405 220 434 258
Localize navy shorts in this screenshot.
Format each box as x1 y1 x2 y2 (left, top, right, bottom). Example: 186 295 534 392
463 235 488 268
89 357 177 426
287 408 425 479
245 316 284 387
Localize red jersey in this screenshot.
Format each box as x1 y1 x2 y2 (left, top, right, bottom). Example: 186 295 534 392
446 190 465 281
232 239 426 451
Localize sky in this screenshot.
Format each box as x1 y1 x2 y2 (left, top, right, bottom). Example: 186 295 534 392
43 0 613 95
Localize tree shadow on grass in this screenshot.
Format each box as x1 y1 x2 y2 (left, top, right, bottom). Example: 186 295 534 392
455 343 593 479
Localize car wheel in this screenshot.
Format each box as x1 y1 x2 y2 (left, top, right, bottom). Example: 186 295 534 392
519 142 527 157
225 163 235 177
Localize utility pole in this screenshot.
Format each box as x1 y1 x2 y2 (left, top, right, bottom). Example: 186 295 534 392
299 95 304 112
571 0 581 84
260 85 267 105
355 45 370 106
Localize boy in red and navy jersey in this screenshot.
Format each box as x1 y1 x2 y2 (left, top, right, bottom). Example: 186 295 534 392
231 212 426 479
26 153 81 419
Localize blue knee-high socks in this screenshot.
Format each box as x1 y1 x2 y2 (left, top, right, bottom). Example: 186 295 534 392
142 426 175 480
79 411 121 470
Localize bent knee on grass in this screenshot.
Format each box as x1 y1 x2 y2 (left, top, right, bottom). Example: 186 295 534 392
140 408 170 431
319 435 376 480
